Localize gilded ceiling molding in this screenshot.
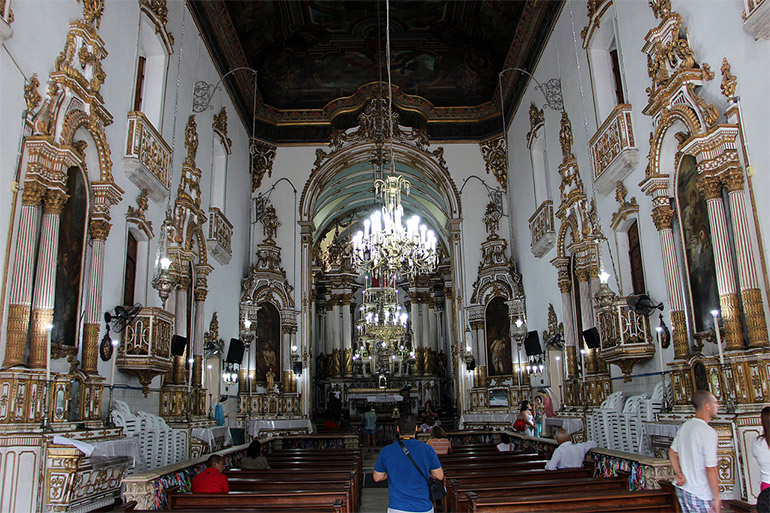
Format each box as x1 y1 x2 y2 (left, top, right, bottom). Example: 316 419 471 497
212 106 232 154
250 138 276 192
139 0 174 54
720 58 737 98
479 136 507 190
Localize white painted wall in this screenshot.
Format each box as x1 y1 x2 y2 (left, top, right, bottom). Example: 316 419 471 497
505 0 770 395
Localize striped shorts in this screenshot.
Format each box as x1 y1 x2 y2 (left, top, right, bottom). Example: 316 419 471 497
675 487 713 513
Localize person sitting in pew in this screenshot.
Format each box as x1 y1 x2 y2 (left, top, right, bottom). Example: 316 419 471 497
192 454 229 493
496 432 514 452
428 425 451 455
544 429 597 470
240 440 270 470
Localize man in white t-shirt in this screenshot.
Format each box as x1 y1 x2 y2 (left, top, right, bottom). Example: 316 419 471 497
544 428 597 470
669 390 721 513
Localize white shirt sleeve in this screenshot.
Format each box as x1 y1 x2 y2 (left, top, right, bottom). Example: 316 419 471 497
703 429 718 468
581 441 598 454
545 446 561 470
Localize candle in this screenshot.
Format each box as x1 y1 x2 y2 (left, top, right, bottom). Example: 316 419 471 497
580 348 586 383
656 327 665 375
617 305 624 343
109 338 119 387
45 324 53 382
711 310 725 365
188 357 194 392
555 355 562 385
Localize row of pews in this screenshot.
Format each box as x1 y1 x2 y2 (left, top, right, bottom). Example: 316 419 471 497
125 447 362 512
439 443 675 512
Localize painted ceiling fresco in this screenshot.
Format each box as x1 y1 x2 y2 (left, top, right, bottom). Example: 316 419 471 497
190 0 563 142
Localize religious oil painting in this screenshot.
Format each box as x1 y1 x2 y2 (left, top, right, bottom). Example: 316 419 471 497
677 155 719 333
53 166 87 347
486 297 512 376
256 302 281 384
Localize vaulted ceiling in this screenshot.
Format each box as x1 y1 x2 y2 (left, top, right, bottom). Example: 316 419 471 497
190 0 563 143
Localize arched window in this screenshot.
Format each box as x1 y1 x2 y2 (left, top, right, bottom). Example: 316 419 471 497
52 166 88 347
133 13 169 129
585 5 627 124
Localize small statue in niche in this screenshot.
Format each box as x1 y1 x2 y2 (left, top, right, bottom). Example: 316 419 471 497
266 369 275 392
261 204 281 242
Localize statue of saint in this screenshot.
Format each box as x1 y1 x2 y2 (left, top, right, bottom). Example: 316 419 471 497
266 369 275 391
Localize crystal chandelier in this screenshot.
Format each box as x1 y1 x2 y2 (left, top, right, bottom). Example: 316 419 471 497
355 278 408 342
351 174 437 279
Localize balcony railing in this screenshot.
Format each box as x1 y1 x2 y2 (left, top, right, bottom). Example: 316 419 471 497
124 112 172 201
743 0 770 40
207 207 233 265
118 307 174 395
597 297 655 381
528 200 555 258
589 104 639 195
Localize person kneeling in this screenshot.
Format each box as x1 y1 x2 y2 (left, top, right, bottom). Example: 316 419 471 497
544 429 596 470
192 454 229 493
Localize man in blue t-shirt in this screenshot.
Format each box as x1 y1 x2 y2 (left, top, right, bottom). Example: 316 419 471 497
373 415 444 513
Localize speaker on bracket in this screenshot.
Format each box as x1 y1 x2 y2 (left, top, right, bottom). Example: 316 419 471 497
293 362 303 376
226 338 245 365
467 358 476 372
171 335 188 356
524 331 542 356
582 327 601 349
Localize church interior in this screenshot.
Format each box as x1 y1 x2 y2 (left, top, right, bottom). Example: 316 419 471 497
0 0 769 510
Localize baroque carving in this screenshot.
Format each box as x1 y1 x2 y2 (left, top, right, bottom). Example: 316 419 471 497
212 106 232 154
482 201 502 237
250 139 276 191
261 204 281 242
78 0 104 28
720 58 737 98
610 181 639 229
24 74 41 111
479 135 508 190
139 0 174 53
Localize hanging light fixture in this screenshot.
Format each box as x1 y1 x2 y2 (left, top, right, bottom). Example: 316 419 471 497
351 0 438 281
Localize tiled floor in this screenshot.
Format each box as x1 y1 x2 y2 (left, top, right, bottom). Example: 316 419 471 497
361 447 390 512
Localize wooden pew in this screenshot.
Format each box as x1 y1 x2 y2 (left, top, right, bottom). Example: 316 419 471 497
227 478 353 511
225 468 360 507
452 474 628 513
444 466 594 511
465 489 677 512
168 490 347 512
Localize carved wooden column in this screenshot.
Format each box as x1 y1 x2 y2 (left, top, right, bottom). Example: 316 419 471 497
173 281 189 385
724 167 769 347
650 197 690 360
4 179 46 367
576 268 598 374
192 285 207 388
29 188 69 369
553 257 578 378
698 175 743 350
81 219 111 373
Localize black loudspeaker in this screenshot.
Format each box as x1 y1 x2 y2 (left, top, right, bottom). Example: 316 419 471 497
293 362 303 376
226 338 245 364
467 358 476 372
171 335 188 356
582 327 601 349
524 331 542 356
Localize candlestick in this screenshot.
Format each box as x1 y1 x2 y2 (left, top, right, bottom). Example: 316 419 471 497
617 305 624 343
188 357 194 392
711 310 725 365
656 327 665 375
580 348 586 383
110 338 119 388
45 324 53 382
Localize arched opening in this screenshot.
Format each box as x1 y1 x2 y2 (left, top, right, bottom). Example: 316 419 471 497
210 139 228 211
52 166 88 347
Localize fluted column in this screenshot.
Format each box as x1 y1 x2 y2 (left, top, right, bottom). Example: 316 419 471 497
428 301 437 352
173 284 189 385
651 203 690 360
4 179 46 367
698 175 743 350
577 269 597 374
324 305 334 355
421 301 431 349
724 167 769 347
331 301 342 352
192 287 207 387
553 257 577 378
81 219 111 373
410 297 420 348
341 295 352 353
29 188 69 369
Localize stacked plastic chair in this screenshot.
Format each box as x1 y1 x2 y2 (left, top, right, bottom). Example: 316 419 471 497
112 401 188 471
592 391 625 448
617 395 645 452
